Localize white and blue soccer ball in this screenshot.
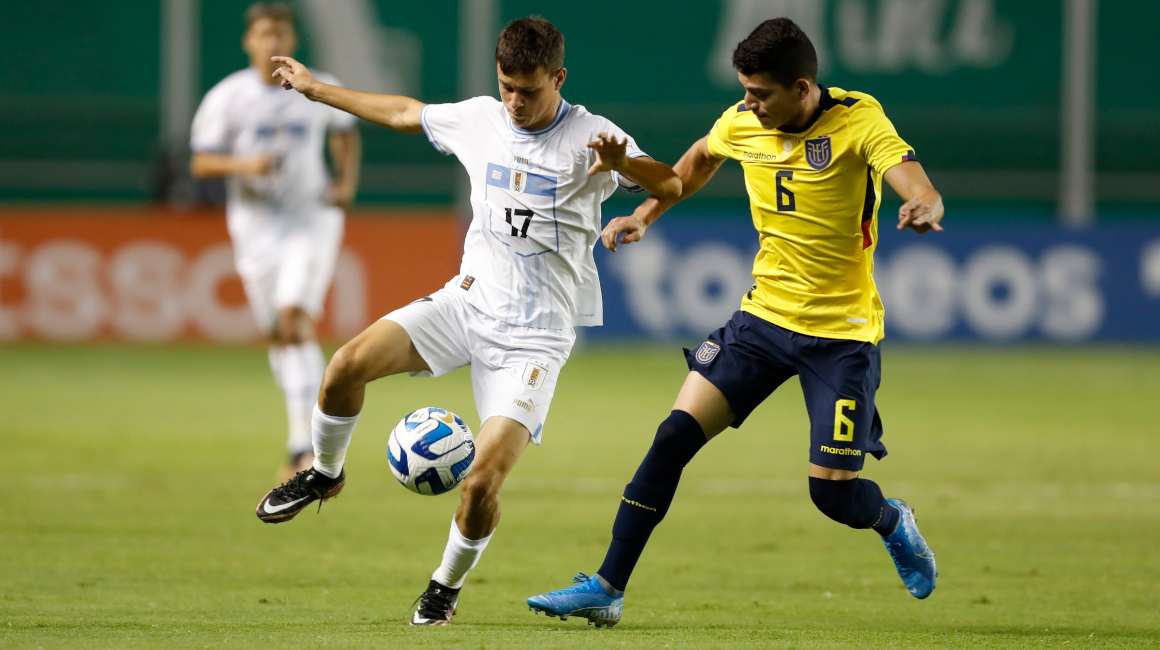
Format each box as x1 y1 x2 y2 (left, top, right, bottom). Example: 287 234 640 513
387 407 476 496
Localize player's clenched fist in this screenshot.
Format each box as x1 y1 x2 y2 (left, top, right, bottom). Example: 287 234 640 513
271 56 317 97
601 215 648 252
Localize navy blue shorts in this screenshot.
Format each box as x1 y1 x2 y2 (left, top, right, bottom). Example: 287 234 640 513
684 311 886 471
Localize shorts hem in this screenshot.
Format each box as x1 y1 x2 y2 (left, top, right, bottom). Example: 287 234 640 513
380 316 457 378
479 406 544 446
808 454 868 472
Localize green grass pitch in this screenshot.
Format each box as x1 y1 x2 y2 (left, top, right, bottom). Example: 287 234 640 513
2 343 1158 649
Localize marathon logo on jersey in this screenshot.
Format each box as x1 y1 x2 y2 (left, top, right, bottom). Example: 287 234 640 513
805 135 832 170
522 361 549 391
694 341 721 364
460 275 475 291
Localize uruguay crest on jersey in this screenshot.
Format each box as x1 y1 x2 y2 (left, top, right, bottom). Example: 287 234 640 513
510 169 526 195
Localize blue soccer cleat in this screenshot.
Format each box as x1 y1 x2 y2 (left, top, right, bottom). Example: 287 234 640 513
527 573 623 628
881 498 937 599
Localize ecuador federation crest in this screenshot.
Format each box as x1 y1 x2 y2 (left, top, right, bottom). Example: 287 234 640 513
805 135 832 170
694 341 721 365
509 169 526 195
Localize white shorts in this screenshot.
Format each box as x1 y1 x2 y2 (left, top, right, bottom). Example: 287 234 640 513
383 284 575 445
226 204 344 334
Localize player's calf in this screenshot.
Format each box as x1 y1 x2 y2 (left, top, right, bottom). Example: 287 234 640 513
596 410 707 592
808 476 900 534
809 477 936 599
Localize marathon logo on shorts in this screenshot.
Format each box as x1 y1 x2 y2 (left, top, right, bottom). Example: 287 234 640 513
460 275 475 291
522 361 549 391
695 341 721 364
820 445 863 456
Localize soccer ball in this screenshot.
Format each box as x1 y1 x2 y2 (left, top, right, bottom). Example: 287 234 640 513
387 407 476 496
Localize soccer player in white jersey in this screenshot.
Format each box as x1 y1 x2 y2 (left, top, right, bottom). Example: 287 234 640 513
190 3 361 480
252 17 680 624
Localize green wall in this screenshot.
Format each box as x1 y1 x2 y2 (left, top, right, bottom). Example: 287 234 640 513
0 0 1154 213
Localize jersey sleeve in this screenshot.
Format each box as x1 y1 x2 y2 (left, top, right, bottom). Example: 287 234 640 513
189 82 233 153
419 98 489 156
602 120 650 193
847 98 917 174
705 103 742 160
315 72 358 131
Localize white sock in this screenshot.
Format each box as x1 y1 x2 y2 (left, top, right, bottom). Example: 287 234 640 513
277 342 325 455
311 405 360 478
431 517 494 590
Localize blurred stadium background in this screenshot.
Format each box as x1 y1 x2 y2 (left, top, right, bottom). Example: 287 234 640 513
3 2 1159 648
2 0 1159 343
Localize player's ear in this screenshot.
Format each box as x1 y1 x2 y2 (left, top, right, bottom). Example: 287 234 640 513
554 67 567 91
796 78 811 100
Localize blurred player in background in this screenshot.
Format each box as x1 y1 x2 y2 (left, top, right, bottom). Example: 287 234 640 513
252 17 681 625
528 18 943 627
189 2 361 480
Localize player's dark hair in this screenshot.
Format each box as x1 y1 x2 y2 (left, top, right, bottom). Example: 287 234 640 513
245 2 296 29
732 18 818 87
496 16 565 76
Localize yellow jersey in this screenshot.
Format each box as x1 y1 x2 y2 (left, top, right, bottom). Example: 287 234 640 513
706 85 916 344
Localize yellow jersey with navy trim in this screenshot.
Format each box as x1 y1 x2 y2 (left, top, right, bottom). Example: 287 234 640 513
706 85 916 344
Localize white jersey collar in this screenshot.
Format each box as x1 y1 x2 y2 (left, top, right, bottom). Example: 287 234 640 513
507 98 571 137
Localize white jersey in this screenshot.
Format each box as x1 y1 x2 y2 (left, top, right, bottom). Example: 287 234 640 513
421 96 647 329
190 68 357 216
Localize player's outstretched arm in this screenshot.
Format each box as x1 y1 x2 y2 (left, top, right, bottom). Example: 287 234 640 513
601 135 725 252
586 133 681 200
271 56 425 134
884 161 944 234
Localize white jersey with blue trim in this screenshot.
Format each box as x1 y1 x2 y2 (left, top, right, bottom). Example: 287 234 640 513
420 96 647 329
190 68 357 216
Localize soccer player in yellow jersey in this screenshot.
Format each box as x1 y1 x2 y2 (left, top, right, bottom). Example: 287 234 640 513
527 18 942 626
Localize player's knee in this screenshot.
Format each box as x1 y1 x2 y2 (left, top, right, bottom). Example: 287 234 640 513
321 343 368 393
275 308 313 346
809 476 878 529
648 410 706 469
459 471 500 509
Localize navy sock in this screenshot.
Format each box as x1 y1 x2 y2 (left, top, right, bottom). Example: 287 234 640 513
809 476 900 536
597 410 706 592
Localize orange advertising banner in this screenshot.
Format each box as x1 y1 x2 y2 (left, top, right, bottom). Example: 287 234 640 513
0 208 462 342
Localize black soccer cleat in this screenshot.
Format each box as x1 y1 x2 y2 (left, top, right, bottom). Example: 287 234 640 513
255 467 345 523
409 580 460 626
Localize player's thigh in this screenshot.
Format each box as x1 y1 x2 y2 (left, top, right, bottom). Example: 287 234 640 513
671 371 735 440
274 210 343 319
231 242 279 336
227 208 283 336
470 346 568 447
466 415 531 488
330 318 430 383
797 340 884 472
382 291 475 378
682 311 798 438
